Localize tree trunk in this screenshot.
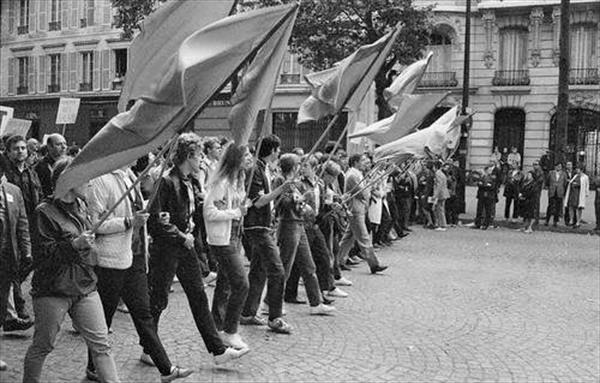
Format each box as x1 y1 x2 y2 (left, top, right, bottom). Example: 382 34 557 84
555 0 570 164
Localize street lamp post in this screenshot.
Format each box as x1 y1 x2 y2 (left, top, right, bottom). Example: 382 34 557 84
457 0 472 215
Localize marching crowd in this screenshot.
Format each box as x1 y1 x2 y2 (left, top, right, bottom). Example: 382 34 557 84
1 131 599 383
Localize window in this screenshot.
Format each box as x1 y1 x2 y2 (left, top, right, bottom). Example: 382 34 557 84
115 49 127 78
49 54 61 92
570 23 598 85
420 28 457 87
494 27 529 86
49 0 61 30
81 51 94 91
18 0 29 34
17 57 29 94
279 52 304 84
83 0 95 26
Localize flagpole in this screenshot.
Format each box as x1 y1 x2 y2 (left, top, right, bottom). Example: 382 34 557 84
302 26 400 162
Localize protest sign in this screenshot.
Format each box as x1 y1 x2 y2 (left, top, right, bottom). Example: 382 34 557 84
56 97 81 124
1 118 32 137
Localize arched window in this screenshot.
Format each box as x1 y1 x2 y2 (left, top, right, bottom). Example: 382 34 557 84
493 108 525 159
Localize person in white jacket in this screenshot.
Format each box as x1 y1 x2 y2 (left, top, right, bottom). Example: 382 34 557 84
564 164 590 228
204 144 252 350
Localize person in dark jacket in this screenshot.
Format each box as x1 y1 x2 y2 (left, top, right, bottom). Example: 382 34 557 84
22 157 121 383
34 134 67 199
503 162 523 222
518 170 537 233
475 166 497 230
545 162 568 226
0 169 32 371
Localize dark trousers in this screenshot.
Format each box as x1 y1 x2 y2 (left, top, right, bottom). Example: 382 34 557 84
277 222 322 307
88 253 171 375
148 244 225 355
210 224 249 334
397 197 412 230
504 196 519 219
0 271 13 329
546 195 563 224
286 223 334 300
476 198 495 228
445 196 459 225
241 229 284 321
595 196 600 229
534 191 541 223
564 206 571 225
318 218 341 280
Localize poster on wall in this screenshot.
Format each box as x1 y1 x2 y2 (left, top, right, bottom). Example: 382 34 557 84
56 97 81 125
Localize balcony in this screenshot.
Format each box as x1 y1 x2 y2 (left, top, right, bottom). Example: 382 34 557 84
79 82 92 91
48 84 60 93
17 25 29 34
569 68 599 85
492 70 530 86
17 86 28 95
418 72 458 88
49 21 61 31
280 73 301 84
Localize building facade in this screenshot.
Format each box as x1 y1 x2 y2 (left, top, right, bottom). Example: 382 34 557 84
1 0 599 175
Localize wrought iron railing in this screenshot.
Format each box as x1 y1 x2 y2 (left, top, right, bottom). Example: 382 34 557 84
17 86 28 94
280 73 301 84
79 82 92 91
48 84 60 93
569 68 599 85
17 25 28 34
49 21 61 31
418 72 458 87
492 69 530 86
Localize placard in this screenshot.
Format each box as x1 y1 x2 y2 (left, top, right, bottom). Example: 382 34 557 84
56 97 81 124
1 118 32 137
0 106 14 135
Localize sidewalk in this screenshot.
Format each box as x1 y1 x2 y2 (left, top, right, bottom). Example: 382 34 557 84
461 186 599 235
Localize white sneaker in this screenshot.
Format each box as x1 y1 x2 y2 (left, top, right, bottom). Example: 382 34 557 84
434 227 447 232
220 331 249 350
160 366 194 383
140 353 155 366
326 287 348 298
309 303 336 316
204 271 217 287
214 347 250 365
334 277 353 286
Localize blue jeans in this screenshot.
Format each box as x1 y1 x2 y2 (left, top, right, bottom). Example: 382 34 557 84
210 222 249 334
241 229 284 321
277 221 322 307
23 291 120 383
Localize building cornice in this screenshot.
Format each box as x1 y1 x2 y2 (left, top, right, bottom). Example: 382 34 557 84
10 46 34 52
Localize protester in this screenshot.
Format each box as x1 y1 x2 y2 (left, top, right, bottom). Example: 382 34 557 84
563 161 574 225
532 161 545 225
23 157 120 383
545 162 568 227
518 170 537 233
35 134 67 198
474 165 497 230
564 165 590 228
26 138 41 167
503 162 523 222
432 161 450 231
444 162 459 226
0 168 32 371
147 133 248 364
416 161 435 228
507 146 521 170
204 144 252 349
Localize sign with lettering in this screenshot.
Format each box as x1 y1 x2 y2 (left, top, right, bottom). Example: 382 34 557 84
56 97 81 124
0 106 14 135
1 118 32 137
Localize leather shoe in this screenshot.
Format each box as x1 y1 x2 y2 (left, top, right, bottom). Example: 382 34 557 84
321 296 335 305
397 232 409 239
370 265 388 274
3 318 34 332
284 297 307 304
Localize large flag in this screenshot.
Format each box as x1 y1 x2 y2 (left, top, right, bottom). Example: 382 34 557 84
297 26 401 124
374 106 464 160
55 4 298 198
118 0 236 112
383 51 433 111
228 7 298 145
348 92 448 143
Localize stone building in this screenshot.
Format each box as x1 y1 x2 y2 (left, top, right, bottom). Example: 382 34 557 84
1 0 598 175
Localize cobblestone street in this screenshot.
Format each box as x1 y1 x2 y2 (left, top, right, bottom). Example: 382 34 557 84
1 226 599 383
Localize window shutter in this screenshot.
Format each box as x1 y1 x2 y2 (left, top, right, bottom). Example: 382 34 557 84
101 49 111 90
8 58 15 95
103 0 111 25
38 0 47 31
61 0 69 29
69 52 77 91
93 50 100 90
8 0 15 34
28 56 37 94
60 52 68 91
93 0 103 26
38 55 46 93
110 49 116 84
71 0 78 28
29 0 37 32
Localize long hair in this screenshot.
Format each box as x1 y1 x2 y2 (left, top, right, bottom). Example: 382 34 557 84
211 143 247 188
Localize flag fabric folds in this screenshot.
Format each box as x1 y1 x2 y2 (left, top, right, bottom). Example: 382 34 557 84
383 51 433 111
228 7 298 145
55 4 298 198
297 26 401 124
118 0 235 112
374 106 463 160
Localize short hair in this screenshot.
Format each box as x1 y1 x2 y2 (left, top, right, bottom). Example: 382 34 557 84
348 154 362 168
51 156 73 188
173 133 202 166
6 135 26 151
323 160 342 177
257 134 281 159
303 154 318 168
323 141 337 154
47 133 65 146
279 153 300 175
202 137 220 155
292 147 305 156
